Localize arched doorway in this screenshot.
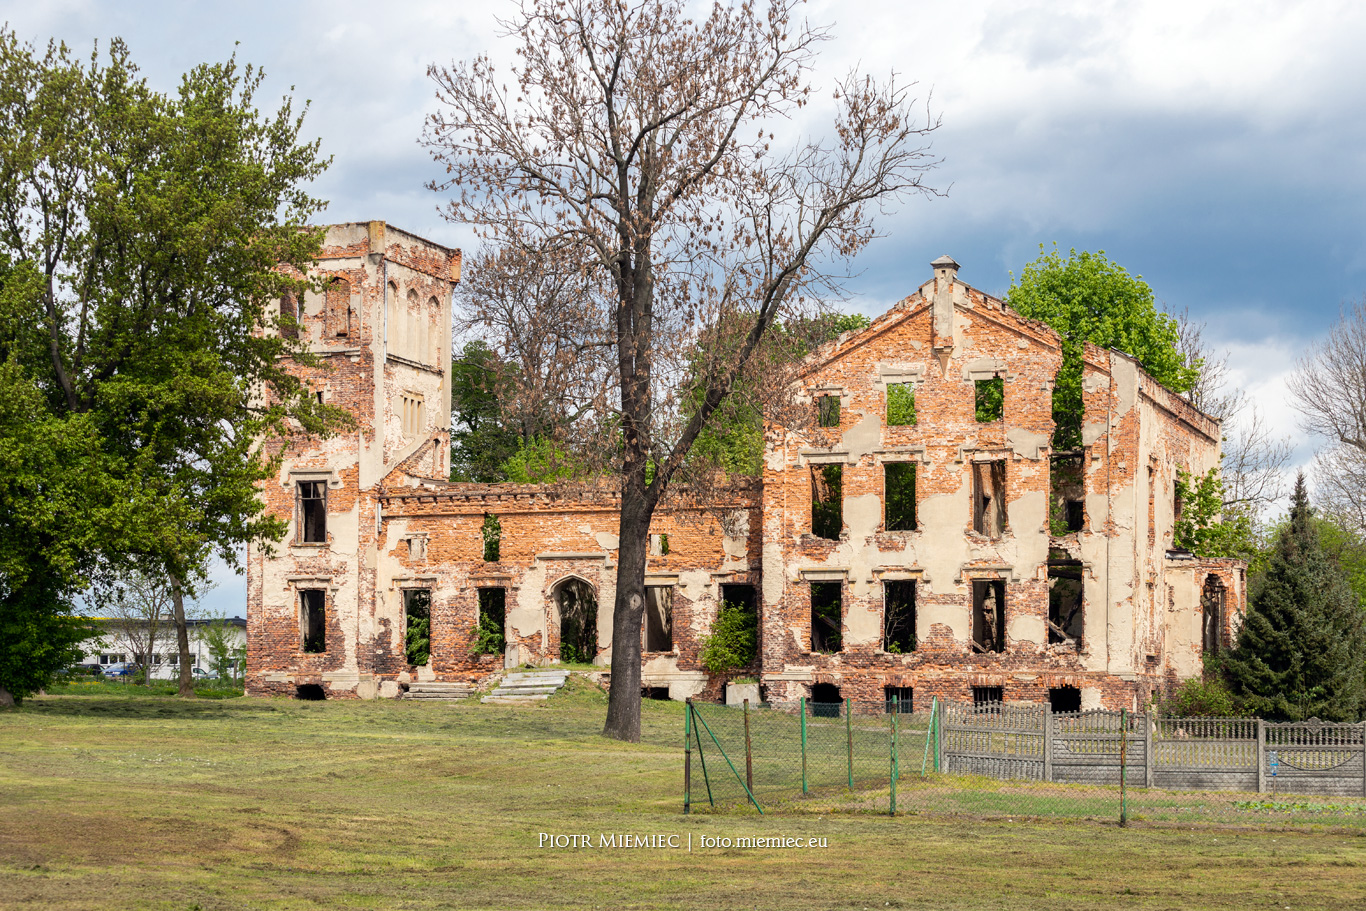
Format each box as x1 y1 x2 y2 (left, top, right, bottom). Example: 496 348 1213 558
554 577 599 663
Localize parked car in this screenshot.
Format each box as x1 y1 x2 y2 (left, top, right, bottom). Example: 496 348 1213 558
66 663 104 677
102 663 137 678
150 664 212 681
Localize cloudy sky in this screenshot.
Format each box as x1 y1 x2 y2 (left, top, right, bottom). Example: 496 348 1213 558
6 0 1363 614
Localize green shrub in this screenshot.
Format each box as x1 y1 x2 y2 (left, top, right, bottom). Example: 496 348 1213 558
470 611 505 657
1160 677 1241 718
698 601 757 675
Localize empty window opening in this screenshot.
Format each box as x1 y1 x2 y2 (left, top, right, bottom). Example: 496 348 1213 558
883 580 916 653
315 390 324 404
1049 685 1082 714
971 460 1006 538
279 292 299 340
482 513 501 562
810 682 842 717
811 464 843 539
649 533 670 556
1050 454 1086 534
886 383 916 426
298 481 327 543
974 376 1003 422
299 589 326 654
474 588 506 657
1047 551 1084 649
403 589 432 666
885 462 917 531
810 582 843 654
972 685 1004 706
885 685 914 713
1202 575 1225 656
643 586 674 652
295 683 326 700
326 277 352 337
642 686 670 701
1174 476 1184 528
556 578 598 663
817 394 841 428
971 580 1006 654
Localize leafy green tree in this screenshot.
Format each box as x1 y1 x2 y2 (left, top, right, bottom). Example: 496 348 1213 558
0 31 336 698
449 342 522 482
1222 475 1366 721
1006 245 1198 448
196 614 243 682
1173 467 1261 563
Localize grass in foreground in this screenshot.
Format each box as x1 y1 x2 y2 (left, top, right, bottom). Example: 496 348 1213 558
2 679 1365 910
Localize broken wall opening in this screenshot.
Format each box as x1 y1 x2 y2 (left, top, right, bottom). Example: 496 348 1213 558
298 481 327 543
643 586 674 652
556 578 598 663
1049 685 1081 713
720 584 756 613
886 382 916 426
971 580 1006 653
884 462 917 531
295 683 326 700
474 588 506 656
1202 574 1225 655
817 394 841 427
971 460 1006 538
972 685 1003 706
1047 550 1084 649
811 464 843 540
299 589 326 654
883 580 916 653
885 685 913 713
811 682 842 717
810 582 843 654
1050 453 1086 533
326 277 351 337
403 588 431 666
642 686 670 700
482 513 501 562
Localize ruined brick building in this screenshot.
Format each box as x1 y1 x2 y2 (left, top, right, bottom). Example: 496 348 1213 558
246 225 1244 711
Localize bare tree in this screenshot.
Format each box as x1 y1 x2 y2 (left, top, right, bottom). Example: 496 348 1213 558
1175 306 1289 516
426 0 942 740
97 573 173 686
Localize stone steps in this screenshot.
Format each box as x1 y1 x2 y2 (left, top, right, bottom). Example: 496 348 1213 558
405 682 475 700
481 669 571 704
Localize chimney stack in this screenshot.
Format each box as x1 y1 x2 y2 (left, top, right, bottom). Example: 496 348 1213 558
930 255 959 362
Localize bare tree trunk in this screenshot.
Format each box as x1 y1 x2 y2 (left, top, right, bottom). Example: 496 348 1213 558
603 490 652 742
171 576 194 698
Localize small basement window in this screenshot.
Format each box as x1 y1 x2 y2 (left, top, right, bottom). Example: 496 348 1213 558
1049 685 1082 714
972 685 1004 706
295 683 326 700
299 589 326 654
972 460 1007 538
817 394 841 428
298 480 327 543
886 383 916 426
810 582 843 654
883 580 916 653
1050 454 1085 534
643 586 674 652
474 588 506 656
884 462 917 531
642 686 670 701
885 685 913 713
811 464 843 539
971 580 1006 654
974 376 1003 422
403 589 432 666
810 682 842 717
1047 551 1084 649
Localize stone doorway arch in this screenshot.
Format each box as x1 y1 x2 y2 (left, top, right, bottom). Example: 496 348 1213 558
553 577 599 664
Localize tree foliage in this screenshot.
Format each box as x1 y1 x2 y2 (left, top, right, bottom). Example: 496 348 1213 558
426 0 941 740
1221 475 1366 721
1173 467 1260 564
0 30 334 700
698 601 758 676
449 342 522 482
1006 246 1198 448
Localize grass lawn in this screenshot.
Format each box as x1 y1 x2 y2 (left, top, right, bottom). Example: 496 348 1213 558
2 678 1365 910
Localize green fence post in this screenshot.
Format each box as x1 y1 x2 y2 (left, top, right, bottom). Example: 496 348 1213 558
846 697 854 790
684 698 692 815
1119 707 1128 828
890 694 898 816
935 696 943 773
744 698 754 796
920 695 936 775
801 696 809 796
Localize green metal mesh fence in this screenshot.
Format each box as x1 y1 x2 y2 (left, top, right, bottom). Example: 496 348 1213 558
684 699 1366 829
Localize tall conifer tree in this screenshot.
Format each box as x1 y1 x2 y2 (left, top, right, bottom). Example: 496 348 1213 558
1223 474 1366 720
